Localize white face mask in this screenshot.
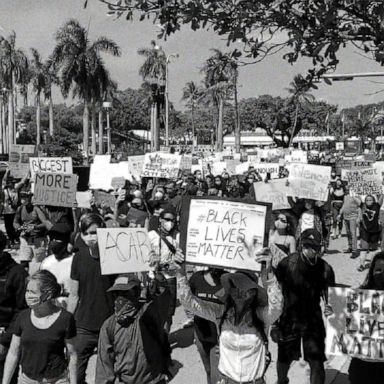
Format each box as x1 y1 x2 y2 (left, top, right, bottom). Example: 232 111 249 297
81 233 98 248
163 221 174 232
155 191 164 200
275 220 287 230
25 293 41 309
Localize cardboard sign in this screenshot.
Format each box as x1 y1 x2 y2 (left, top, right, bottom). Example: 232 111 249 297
127 155 145 181
97 228 152 274
142 152 182 179
126 207 148 227
285 150 308 164
76 191 92 209
336 142 344 151
33 173 78 208
94 190 116 208
326 287 384 360
254 179 291 210
180 155 193 171
30 157 73 178
9 145 36 178
251 163 280 178
180 198 271 272
270 243 289 268
288 163 331 202
111 177 126 190
345 168 383 197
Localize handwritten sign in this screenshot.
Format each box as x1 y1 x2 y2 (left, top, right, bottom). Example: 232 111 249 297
181 198 271 272
127 155 145 181
345 168 383 197
288 163 331 202
111 177 126 190
285 150 308 164
254 179 291 210
94 190 116 208
97 228 152 274
33 173 78 208
180 155 193 171
270 243 289 268
30 157 73 178
9 145 36 178
251 163 280 177
326 287 384 360
76 191 92 209
142 152 181 179
211 161 227 176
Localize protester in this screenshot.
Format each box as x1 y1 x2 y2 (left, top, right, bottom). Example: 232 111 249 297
174 246 283 384
269 213 296 254
329 178 345 239
357 194 384 272
189 268 224 384
96 273 171 384
348 252 384 384
2 270 77 384
68 213 115 384
274 229 335 384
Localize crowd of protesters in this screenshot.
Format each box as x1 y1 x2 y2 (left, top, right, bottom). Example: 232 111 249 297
0 155 382 384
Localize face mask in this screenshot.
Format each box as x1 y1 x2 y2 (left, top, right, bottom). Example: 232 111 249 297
115 296 129 314
155 191 164 199
81 233 98 248
163 221 174 232
247 179 254 184
275 220 288 230
215 181 221 186
131 203 142 210
25 293 42 309
50 240 67 256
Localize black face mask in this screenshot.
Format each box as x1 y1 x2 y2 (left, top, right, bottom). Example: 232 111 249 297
167 191 177 198
131 204 143 210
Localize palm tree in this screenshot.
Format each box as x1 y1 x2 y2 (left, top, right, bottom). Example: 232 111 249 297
43 59 59 137
0 32 29 149
138 41 166 151
30 48 46 147
201 49 236 151
51 19 121 160
181 81 203 148
286 74 315 146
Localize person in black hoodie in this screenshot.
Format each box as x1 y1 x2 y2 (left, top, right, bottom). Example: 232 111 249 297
0 230 28 383
96 273 171 384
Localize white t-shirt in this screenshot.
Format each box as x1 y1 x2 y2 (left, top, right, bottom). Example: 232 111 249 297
40 254 74 295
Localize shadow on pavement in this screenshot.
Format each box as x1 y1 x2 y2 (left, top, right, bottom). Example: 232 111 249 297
325 369 349 384
326 250 340 255
169 327 195 349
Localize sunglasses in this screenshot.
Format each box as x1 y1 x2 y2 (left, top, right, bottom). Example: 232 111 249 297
163 217 175 222
278 217 287 223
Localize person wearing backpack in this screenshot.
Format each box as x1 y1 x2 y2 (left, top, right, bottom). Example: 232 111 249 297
96 273 171 384
147 205 179 333
173 247 283 384
273 229 335 384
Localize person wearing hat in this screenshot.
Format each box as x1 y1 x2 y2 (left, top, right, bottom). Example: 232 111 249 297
174 247 283 384
96 273 171 384
274 228 335 384
40 223 74 305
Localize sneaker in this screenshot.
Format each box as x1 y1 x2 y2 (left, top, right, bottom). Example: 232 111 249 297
350 251 359 259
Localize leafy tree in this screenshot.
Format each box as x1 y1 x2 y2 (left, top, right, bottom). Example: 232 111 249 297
51 19 121 160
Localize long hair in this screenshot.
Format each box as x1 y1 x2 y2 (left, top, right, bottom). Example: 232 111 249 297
79 213 105 234
218 294 267 343
361 252 384 289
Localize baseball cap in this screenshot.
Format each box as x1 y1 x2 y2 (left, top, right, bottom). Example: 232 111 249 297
300 229 322 250
107 274 141 292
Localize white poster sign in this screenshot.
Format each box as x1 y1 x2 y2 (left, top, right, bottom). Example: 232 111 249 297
9 145 36 178
97 228 152 274
326 287 384 360
30 157 73 178
288 163 331 201
254 179 291 210
184 199 270 271
345 168 383 197
142 152 182 179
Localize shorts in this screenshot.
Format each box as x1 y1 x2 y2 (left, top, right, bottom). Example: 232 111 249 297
277 335 326 363
359 227 380 250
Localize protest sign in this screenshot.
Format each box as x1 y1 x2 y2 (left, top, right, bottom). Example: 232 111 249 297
288 163 331 201
76 191 92 209
247 155 260 163
254 179 291 210
127 155 145 181
9 145 36 178
94 190 116 208
33 173 78 208
142 152 182 179
191 163 203 175
225 159 241 175
326 287 384 360
235 162 250 175
97 228 152 274
374 161 384 178
211 161 227 175
126 207 148 227
180 155 193 171
336 142 344 151
285 150 308 164
180 198 271 272
251 163 280 177
270 243 289 268
30 157 73 178
345 168 383 197
111 177 126 190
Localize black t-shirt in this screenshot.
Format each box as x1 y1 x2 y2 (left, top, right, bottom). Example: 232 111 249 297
12 309 76 380
362 202 381 233
189 271 222 344
70 247 114 331
275 253 335 337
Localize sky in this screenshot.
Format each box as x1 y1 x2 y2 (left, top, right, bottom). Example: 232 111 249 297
2 0 384 111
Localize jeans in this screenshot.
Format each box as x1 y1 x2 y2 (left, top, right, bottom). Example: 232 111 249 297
194 332 220 384
74 328 99 384
344 219 357 251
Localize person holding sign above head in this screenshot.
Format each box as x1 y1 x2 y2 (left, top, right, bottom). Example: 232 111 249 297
174 246 283 384
273 229 335 384
357 194 384 272
348 252 384 384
